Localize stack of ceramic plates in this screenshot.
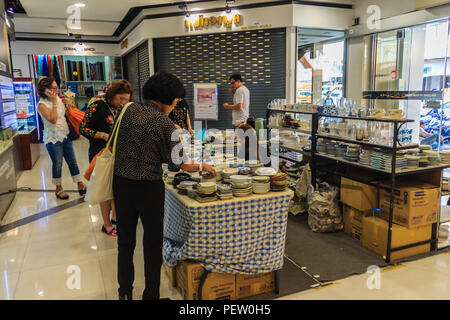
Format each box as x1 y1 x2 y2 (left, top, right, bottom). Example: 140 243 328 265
406 148 421 156
252 176 271 194
425 150 441 166
214 167 223 182
370 150 383 169
255 167 277 176
166 172 177 184
177 181 198 194
317 140 326 154
230 175 252 197
237 166 252 175
222 168 239 183
335 144 348 158
270 173 287 191
419 145 432 152
217 184 233 200
406 155 420 168
244 161 264 173
197 182 217 195
201 171 216 183
381 153 407 171
345 145 360 162
440 151 450 164
195 182 217 202
325 142 337 156
419 154 430 167
188 172 201 183
359 150 371 166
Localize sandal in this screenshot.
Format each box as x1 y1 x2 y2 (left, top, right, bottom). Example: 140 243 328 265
111 219 117 225
78 186 87 196
101 225 117 237
56 189 69 200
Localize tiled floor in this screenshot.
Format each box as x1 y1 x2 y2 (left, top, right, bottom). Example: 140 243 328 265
0 138 450 300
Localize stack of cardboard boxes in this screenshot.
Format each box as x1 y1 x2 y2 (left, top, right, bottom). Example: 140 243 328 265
163 260 275 300
341 177 439 260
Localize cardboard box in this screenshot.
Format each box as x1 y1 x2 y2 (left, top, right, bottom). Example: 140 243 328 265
235 272 275 299
362 216 431 261
340 177 378 211
176 260 236 300
163 261 177 288
379 182 439 228
343 205 372 242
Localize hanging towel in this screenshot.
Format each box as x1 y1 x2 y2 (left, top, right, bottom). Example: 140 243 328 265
58 56 65 86
66 61 72 81
53 56 62 87
79 61 84 81
33 55 39 76
42 55 49 77
47 55 52 78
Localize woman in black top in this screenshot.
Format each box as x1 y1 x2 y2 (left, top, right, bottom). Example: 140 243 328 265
80 79 133 236
168 99 192 132
112 72 215 300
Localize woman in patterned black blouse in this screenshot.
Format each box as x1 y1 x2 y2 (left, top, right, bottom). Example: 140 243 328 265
80 79 133 237
168 99 192 132
112 72 215 300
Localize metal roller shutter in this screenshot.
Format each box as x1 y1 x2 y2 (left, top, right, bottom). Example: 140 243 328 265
123 41 149 103
153 28 286 130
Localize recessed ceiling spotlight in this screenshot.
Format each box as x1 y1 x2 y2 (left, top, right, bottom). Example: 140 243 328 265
74 3 86 7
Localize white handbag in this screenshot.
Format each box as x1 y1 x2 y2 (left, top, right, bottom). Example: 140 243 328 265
84 102 133 205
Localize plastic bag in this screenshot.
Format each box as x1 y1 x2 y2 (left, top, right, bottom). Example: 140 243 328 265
296 163 311 199
307 182 343 233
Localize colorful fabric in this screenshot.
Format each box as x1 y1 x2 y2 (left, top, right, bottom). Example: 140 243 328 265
163 185 293 274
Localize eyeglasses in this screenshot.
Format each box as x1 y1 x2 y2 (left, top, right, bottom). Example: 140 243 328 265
51 86 58 90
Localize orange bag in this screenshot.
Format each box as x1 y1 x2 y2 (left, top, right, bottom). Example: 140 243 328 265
67 107 85 135
83 148 104 181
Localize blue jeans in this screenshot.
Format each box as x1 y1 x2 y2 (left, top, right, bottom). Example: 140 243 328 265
46 138 82 186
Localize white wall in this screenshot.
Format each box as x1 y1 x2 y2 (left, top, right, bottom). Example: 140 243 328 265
11 54 31 77
292 4 354 29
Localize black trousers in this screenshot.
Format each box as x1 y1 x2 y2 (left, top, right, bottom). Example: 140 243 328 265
113 175 165 300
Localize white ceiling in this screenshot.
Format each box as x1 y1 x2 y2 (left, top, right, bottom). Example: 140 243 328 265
19 0 176 21
15 0 209 36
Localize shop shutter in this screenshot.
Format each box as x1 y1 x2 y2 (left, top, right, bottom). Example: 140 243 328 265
153 28 286 130
123 41 149 103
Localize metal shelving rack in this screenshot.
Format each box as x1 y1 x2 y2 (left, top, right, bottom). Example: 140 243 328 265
266 106 318 182
312 114 450 262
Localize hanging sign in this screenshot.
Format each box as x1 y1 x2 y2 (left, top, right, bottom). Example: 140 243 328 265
194 83 218 120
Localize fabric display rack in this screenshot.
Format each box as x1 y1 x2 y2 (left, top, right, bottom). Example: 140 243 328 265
266 102 450 263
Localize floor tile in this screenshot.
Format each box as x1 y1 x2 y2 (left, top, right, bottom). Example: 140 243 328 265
0 242 28 274
0 271 19 300
14 258 105 300
21 230 98 271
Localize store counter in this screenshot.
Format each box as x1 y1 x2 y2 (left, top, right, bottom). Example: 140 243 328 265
0 140 17 223
163 184 294 274
18 127 40 170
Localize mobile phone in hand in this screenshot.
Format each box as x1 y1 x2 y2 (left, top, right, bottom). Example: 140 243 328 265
45 89 53 98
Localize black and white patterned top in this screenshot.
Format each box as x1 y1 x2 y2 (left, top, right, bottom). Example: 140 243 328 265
114 102 181 181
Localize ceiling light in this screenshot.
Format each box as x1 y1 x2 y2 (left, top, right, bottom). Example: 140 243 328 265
74 3 85 7
179 2 190 17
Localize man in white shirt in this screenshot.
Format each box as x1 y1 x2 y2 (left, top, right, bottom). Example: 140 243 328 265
223 74 250 127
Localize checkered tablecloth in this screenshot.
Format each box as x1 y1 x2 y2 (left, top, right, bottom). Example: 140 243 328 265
163 184 293 274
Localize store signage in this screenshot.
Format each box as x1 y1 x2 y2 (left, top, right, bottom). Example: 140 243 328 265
362 91 443 101
185 14 242 31
63 47 95 52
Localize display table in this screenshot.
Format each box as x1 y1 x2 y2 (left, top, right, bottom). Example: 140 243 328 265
163 184 294 274
0 141 17 223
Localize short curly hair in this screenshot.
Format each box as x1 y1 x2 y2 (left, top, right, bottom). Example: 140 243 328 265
142 72 185 105
37 77 56 99
104 79 134 104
